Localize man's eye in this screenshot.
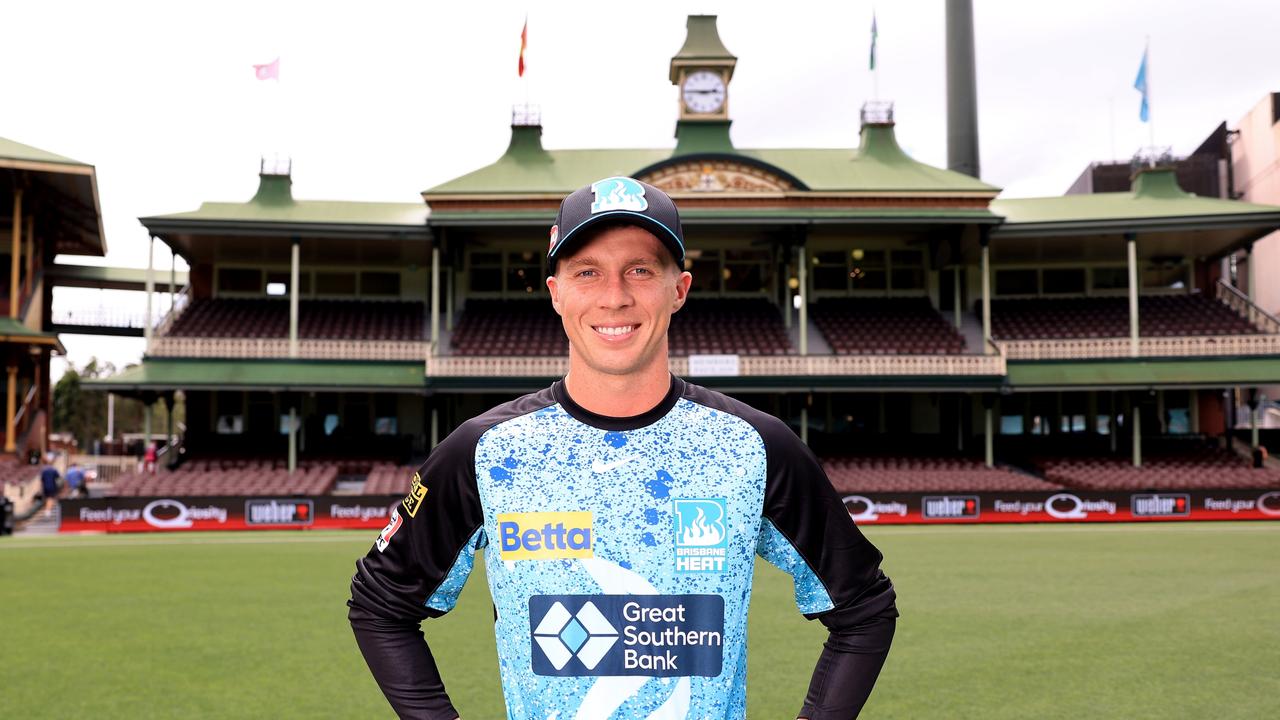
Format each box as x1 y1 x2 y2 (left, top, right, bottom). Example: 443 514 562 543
576 269 597 278
630 267 653 275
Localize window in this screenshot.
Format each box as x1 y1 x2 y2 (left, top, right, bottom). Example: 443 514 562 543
218 268 261 293
850 249 886 291
316 272 357 295
506 251 543 295
1043 268 1086 294
1000 415 1024 434
1092 267 1128 291
215 392 244 435
361 271 401 296
723 249 770 293
266 271 311 295
1142 263 1185 289
995 269 1037 296
689 252 719 292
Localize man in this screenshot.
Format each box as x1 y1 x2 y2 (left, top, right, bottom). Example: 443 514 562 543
65 462 87 498
349 177 897 719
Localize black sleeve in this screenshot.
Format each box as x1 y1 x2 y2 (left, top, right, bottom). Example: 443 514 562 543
755 416 899 720
347 425 486 720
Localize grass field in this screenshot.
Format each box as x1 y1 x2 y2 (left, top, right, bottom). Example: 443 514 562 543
2 523 1278 719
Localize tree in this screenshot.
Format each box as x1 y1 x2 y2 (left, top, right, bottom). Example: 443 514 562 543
52 358 111 450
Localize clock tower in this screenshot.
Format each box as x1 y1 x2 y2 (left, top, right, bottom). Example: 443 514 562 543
670 15 736 154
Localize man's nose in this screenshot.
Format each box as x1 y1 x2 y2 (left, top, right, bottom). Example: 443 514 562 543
597 271 634 308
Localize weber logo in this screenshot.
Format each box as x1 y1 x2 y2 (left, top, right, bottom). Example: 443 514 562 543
922 495 980 519
245 499 313 526
1131 494 1190 517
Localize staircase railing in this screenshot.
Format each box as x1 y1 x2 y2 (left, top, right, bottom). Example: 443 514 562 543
1216 280 1280 334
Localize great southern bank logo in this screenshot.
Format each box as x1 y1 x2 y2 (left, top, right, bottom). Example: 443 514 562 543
674 498 727 573
497 511 593 561
529 595 724 677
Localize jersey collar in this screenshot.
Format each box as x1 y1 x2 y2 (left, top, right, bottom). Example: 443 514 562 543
552 374 684 431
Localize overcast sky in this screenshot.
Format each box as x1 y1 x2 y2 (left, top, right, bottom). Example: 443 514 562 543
3 0 1277 379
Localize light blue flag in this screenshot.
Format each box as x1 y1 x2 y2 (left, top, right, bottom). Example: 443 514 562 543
1133 47 1150 122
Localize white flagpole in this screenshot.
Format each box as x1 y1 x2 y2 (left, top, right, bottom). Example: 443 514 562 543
1146 36 1154 151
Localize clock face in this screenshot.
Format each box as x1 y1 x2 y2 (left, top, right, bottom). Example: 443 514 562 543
682 70 726 114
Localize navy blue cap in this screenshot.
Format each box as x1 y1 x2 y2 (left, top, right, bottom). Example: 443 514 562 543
548 176 685 274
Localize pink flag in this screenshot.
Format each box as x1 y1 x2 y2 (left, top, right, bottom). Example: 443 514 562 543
253 58 280 81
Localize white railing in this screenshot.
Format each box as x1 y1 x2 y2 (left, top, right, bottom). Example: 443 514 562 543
153 285 192 337
1216 281 1280 334
426 351 1006 378
149 337 428 361
1000 333 1280 360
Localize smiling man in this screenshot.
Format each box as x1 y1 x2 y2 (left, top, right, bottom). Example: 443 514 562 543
348 177 897 719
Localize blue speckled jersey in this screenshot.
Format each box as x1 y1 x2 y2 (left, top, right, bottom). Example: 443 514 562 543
350 377 896 720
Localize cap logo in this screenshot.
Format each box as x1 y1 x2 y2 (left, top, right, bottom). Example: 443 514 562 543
590 177 648 214
548 224 559 253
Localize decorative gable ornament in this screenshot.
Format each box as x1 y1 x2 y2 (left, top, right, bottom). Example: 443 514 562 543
640 160 792 194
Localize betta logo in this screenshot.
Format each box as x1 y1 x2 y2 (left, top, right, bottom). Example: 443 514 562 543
548 225 559 253
1131 494 1190 517
922 495 980 520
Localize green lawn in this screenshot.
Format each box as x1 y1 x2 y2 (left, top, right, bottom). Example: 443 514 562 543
2 523 1278 718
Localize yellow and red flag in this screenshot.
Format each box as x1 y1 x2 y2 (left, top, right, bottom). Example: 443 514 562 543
518 18 528 77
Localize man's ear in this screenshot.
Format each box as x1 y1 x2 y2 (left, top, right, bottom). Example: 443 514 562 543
547 274 564 316
671 270 693 313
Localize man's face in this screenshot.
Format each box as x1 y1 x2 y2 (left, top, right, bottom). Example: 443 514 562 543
547 225 692 379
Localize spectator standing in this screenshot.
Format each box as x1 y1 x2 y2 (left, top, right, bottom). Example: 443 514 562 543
66 463 86 498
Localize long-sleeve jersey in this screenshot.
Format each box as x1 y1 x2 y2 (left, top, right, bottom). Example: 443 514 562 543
349 376 897 719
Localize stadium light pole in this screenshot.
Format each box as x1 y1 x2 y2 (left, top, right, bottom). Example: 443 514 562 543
1126 232 1139 357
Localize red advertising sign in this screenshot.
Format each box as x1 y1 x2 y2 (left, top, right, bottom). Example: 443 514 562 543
841 489 1280 524
59 496 403 533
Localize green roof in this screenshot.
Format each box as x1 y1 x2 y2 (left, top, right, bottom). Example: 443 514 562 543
672 15 735 62
0 317 64 352
1007 356 1280 389
0 137 89 169
992 169 1280 236
427 207 1000 227
47 264 188 291
143 174 428 230
426 124 998 196
86 358 426 393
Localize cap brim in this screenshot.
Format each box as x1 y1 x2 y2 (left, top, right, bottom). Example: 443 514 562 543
548 211 685 272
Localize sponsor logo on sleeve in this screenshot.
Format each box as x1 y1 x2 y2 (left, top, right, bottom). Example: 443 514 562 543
529 594 723 677
497 511 593 560
674 498 727 573
401 473 428 518
376 507 403 553
1131 493 1190 517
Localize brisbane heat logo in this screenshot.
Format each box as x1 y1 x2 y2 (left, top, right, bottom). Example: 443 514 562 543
674 498 727 573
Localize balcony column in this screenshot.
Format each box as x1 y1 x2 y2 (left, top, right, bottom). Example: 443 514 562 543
289 238 300 358
799 394 809 446
144 236 155 348
1246 242 1257 304
953 265 962 330
430 406 439 449
10 188 22 319
445 267 454 333
982 394 994 468
797 245 808 356
287 405 297 475
431 246 440 355
164 394 175 469
1131 392 1142 468
1126 232 1139 357
1248 388 1259 450
143 398 153 454
4 365 15 453
170 249 177 314
979 227 991 352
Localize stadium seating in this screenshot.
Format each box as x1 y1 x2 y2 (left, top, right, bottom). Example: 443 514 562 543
811 297 966 355
362 463 415 495
1038 449 1280 491
450 298 792 356
168 298 425 341
108 460 338 496
822 455 1061 493
0 460 36 490
987 294 1258 340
